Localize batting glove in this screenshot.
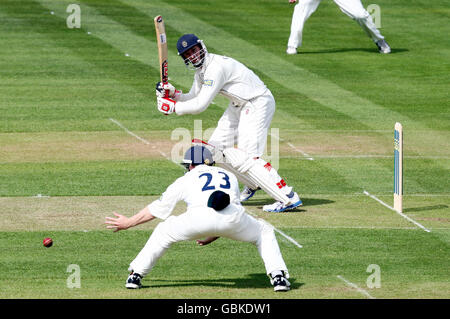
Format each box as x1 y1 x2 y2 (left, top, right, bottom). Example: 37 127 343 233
157 96 176 115
155 82 181 99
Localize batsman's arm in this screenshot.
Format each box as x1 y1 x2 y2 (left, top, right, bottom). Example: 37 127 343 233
105 206 155 232
177 73 202 102
175 71 224 115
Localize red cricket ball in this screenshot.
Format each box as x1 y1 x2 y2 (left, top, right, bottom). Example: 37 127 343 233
43 237 53 248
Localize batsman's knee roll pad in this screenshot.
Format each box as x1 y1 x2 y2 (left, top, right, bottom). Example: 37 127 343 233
207 190 230 211
223 147 290 204
223 148 254 173
216 161 260 191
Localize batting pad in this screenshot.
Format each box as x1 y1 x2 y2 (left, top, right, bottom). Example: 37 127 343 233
223 148 290 204
216 161 259 190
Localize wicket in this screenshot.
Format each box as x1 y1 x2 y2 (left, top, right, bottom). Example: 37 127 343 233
394 122 403 213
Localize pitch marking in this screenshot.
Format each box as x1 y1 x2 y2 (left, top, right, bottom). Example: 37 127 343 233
109 118 181 167
363 190 431 232
269 132 314 161
286 142 314 161
337 275 375 299
246 210 303 249
274 228 303 248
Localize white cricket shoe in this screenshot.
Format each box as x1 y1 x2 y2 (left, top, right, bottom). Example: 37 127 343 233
125 272 143 289
286 46 297 55
270 271 291 292
376 39 391 54
240 186 258 202
263 192 303 213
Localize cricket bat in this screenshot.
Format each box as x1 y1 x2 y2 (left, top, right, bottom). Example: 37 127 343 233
154 15 169 97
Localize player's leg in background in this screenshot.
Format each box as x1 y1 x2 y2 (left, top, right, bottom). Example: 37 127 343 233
333 0 390 53
287 0 322 53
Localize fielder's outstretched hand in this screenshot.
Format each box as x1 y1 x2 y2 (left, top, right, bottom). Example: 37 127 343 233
105 212 131 232
196 236 220 246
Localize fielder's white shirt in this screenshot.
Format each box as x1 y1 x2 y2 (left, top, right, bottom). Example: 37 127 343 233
175 53 268 115
148 165 242 220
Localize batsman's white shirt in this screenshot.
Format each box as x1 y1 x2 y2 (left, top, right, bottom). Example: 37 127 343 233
175 53 275 158
129 165 289 277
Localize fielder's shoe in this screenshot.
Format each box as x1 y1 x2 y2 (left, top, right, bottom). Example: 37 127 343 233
240 186 258 202
270 271 291 292
376 39 391 54
125 272 142 289
263 192 303 213
286 46 297 55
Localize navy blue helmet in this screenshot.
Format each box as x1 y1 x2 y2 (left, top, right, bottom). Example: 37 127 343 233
177 34 200 56
177 34 207 68
182 145 214 169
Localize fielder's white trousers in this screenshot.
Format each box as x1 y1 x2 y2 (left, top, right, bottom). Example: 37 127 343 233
129 204 288 277
208 91 275 158
288 0 385 48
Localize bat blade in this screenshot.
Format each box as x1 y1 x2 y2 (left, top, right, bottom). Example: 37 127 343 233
154 15 168 85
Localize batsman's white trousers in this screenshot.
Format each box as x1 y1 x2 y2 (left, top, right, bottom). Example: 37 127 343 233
288 0 384 49
129 204 288 277
207 90 275 158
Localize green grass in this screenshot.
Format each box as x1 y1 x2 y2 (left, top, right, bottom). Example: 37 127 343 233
0 0 449 300
1 230 448 298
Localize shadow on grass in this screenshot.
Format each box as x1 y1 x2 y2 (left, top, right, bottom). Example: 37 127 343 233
141 273 304 290
404 204 449 213
296 48 409 54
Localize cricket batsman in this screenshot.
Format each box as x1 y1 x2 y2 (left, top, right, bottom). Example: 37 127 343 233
155 34 302 213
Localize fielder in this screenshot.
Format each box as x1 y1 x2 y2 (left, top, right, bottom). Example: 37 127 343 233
286 0 391 54
105 145 291 292
156 33 302 213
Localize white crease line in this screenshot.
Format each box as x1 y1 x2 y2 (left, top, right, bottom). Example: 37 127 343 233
363 190 431 233
269 131 313 161
281 155 450 160
274 228 303 248
109 118 182 167
269 132 283 142
109 118 150 145
337 275 375 299
286 142 314 161
283 225 418 230
246 210 303 248
32 194 50 198
295 193 449 197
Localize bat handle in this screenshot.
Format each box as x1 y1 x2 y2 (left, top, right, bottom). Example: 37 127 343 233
162 81 169 98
